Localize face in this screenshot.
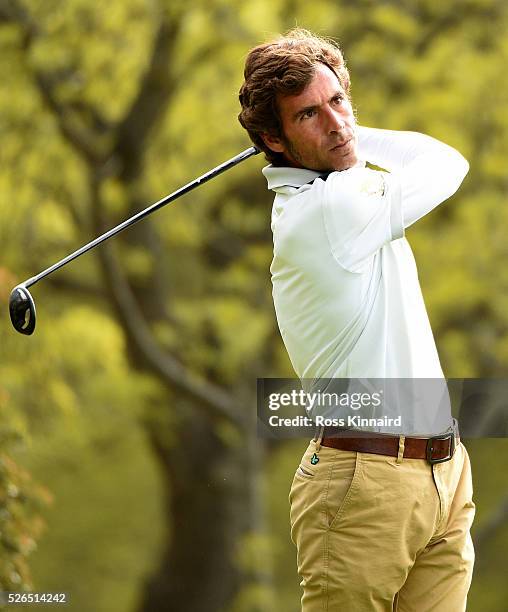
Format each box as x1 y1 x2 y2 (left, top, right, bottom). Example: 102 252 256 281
262 63 358 172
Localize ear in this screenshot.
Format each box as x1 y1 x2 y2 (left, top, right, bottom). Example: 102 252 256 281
261 132 285 154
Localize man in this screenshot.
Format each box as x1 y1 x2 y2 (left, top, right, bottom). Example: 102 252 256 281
238 29 475 612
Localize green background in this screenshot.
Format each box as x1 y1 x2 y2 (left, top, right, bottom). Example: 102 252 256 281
1 0 507 610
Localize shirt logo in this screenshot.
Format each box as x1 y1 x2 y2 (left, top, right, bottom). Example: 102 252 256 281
359 172 385 197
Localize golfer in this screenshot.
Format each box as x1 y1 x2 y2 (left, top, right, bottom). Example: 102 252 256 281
239 29 475 611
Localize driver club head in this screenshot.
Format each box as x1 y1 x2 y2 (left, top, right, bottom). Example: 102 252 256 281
9 285 36 335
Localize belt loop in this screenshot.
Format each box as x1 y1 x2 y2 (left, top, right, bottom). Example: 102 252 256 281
396 435 405 463
314 425 325 452
453 418 461 446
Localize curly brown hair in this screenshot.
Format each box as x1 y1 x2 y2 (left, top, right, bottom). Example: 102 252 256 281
238 28 351 165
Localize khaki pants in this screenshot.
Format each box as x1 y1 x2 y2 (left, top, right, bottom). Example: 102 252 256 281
289 438 475 611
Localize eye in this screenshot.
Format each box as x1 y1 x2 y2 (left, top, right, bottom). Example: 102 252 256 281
302 109 316 120
332 95 343 105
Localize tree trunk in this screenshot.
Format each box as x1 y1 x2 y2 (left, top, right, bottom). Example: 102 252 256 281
138 404 255 612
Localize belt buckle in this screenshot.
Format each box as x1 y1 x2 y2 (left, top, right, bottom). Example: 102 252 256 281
426 432 455 465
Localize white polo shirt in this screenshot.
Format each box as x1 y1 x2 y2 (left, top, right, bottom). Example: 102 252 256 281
265 126 469 434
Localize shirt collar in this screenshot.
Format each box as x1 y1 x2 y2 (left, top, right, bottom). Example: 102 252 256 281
262 160 367 193
262 165 324 192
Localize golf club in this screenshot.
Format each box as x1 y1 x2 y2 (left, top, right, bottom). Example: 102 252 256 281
9 145 260 335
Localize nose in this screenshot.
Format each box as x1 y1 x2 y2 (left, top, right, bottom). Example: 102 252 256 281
324 105 346 133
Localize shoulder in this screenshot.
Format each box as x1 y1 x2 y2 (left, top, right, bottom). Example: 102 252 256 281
324 167 386 200
322 168 389 231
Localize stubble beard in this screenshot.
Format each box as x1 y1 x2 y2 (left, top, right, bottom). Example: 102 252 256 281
283 135 355 173
283 136 329 172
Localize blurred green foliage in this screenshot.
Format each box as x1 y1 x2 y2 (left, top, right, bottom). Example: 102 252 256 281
0 0 507 610
0 440 50 594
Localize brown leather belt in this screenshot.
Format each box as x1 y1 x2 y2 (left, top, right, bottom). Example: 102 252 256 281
320 421 459 465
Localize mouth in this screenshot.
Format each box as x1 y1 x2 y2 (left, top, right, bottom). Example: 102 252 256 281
330 138 352 152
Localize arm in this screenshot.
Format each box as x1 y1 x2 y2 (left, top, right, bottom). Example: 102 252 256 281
357 125 469 227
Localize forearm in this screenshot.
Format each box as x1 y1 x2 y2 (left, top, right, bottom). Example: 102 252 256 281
356 125 467 171
357 125 469 227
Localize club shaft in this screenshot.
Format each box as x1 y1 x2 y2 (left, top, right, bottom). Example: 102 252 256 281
23 146 260 289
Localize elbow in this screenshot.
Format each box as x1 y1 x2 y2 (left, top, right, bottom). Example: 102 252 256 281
432 152 470 203
447 151 469 192
458 153 470 181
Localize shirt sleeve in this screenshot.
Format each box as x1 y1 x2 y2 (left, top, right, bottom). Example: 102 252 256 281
322 126 469 273
357 126 469 228
322 167 404 273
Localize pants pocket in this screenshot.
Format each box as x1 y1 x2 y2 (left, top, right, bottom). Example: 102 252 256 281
296 465 315 478
326 451 362 530
289 444 334 538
